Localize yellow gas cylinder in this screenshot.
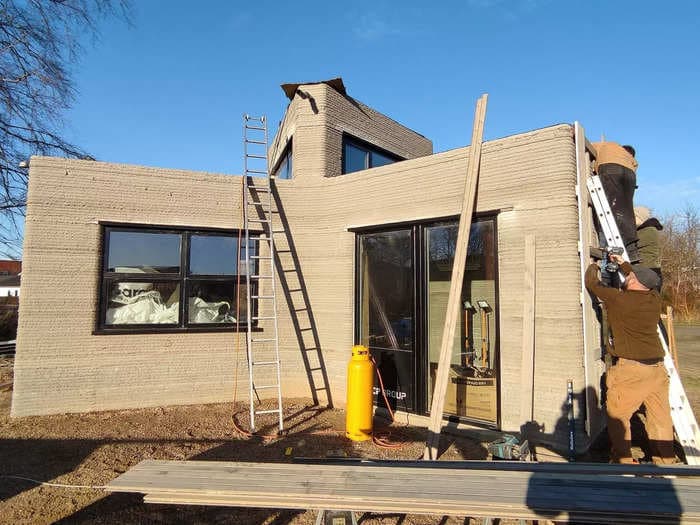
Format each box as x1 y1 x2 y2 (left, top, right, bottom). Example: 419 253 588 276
345 345 374 441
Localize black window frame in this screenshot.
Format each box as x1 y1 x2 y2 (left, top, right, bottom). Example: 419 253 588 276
271 138 293 180
341 133 404 174
96 223 259 334
352 214 501 428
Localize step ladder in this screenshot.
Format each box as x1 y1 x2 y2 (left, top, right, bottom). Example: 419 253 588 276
242 114 284 433
587 174 700 465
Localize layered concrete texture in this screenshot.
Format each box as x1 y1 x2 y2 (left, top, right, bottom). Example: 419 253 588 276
13 81 595 452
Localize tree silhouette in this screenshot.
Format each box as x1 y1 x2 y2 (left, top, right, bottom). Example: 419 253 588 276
0 0 130 257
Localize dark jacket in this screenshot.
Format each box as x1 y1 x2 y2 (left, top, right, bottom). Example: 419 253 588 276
637 217 663 269
585 262 663 360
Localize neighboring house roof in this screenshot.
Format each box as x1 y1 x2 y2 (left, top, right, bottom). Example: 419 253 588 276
0 260 21 275
0 274 20 287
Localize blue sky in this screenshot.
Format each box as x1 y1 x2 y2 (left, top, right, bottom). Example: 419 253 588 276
63 0 699 217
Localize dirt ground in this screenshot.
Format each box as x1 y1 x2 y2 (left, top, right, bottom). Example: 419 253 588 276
0 358 516 525
0 325 696 524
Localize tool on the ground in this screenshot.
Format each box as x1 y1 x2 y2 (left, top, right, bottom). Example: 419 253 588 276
487 434 529 460
315 509 358 525
243 114 283 433
587 174 700 465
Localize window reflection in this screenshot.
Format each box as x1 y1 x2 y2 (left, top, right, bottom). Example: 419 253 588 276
426 219 497 424
101 226 255 330
343 142 367 174
372 151 395 168
358 229 415 412
107 231 180 273
189 235 239 275
274 144 293 180
355 218 498 423
359 230 414 351
342 136 403 174
187 281 248 324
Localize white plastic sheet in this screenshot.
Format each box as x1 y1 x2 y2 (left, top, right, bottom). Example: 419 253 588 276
106 287 235 325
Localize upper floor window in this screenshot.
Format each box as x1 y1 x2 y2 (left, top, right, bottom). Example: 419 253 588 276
98 224 257 333
272 140 292 180
342 134 403 174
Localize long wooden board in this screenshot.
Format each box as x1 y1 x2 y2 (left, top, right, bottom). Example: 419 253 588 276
140 493 687 525
519 234 536 427
574 121 604 440
108 459 700 524
424 94 488 460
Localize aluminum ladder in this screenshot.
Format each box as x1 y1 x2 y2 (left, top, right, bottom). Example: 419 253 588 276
587 174 700 464
243 114 284 433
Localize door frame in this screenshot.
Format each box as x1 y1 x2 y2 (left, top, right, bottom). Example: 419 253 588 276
352 213 501 427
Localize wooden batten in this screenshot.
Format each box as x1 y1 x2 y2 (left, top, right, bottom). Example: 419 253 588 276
424 94 488 460
108 459 700 524
574 121 604 443
519 235 536 427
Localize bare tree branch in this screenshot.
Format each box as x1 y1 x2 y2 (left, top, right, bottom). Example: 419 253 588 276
0 0 130 258
660 204 700 321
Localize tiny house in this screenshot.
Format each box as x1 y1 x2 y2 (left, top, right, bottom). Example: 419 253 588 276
12 79 602 453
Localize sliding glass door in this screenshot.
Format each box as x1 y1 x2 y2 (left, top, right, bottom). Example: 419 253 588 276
356 217 498 425
425 219 498 424
358 229 416 412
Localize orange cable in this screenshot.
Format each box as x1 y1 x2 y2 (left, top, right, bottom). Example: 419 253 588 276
370 356 409 449
231 177 245 432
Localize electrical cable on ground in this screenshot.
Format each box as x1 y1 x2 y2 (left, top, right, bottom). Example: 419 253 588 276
370 356 409 450
0 474 107 490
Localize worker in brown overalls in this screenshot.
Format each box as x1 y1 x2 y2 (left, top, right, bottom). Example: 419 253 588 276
585 253 675 464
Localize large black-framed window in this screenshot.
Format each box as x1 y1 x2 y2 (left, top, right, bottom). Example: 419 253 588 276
98 224 257 333
342 134 404 174
354 215 500 427
424 218 499 426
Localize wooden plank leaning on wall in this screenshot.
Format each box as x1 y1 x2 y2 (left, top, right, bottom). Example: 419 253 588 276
423 94 488 460
519 235 536 429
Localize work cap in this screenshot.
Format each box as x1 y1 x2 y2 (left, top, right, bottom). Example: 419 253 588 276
634 206 651 226
631 265 660 290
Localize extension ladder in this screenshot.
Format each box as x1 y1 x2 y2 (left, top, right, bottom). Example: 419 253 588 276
587 174 700 465
242 114 284 433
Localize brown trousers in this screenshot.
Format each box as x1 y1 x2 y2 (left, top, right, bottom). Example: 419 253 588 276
606 358 675 464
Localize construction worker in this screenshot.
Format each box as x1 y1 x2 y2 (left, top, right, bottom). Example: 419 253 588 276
585 253 675 464
635 205 664 291
592 141 640 262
